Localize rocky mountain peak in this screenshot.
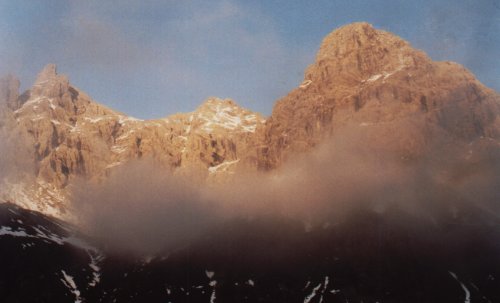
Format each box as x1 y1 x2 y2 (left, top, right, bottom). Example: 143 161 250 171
1 22 499 219
201 97 237 107
15 63 118 121
306 22 428 86
30 64 71 99
316 22 394 57
189 97 265 134
35 64 58 84
262 22 500 169
195 97 238 115
316 22 378 58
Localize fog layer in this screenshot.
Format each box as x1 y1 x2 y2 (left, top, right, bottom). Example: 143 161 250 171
72 123 500 254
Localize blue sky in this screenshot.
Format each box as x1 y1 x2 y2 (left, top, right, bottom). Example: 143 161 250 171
0 0 498 119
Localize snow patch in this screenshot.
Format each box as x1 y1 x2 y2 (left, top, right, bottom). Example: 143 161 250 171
300 79 313 89
241 124 257 132
304 276 331 303
84 117 105 123
363 63 407 83
304 283 322 303
449 271 471 303
60 270 83 303
49 99 57 110
209 281 217 303
0 220 97 252
319 276 329 303
19 96 44 108
0 181 66 219
197 100 261 133
88 251 104 287
33 226 65 245
366 74 383 82
118 115 143 125
208 159 240 174
0 226 29 237
111 145 127 154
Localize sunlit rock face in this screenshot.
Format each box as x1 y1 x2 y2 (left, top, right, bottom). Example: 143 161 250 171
12 70 266 183
0 67 266 217
261 22 500 168
1 22 499 219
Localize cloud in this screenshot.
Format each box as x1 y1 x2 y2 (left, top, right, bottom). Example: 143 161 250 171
154 1 296 114
55 0 298 116
72 159 218 254
58 0 288 79
0 114 34 184
71 120 500 255
419 0 500 90
58 1 168 72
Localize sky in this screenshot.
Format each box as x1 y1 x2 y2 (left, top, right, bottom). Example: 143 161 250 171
0 0 498 119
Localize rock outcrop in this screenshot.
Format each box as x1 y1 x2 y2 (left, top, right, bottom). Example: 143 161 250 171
261 22 500 168
1 65 266 217
12 65 266 184
1 22 499 218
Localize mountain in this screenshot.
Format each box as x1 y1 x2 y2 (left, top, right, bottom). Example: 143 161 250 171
2 23 500 218
0 66 266 217
0 21 500 302
261 22 500 168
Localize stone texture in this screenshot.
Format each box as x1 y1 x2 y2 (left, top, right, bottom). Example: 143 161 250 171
1 22 499 218
260 22 500 168
8 65 266 191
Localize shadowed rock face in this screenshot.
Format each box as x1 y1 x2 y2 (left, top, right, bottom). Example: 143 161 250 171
0 22 499 218
1 202 500 303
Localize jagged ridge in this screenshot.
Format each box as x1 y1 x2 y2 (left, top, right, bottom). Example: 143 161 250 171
0 22 499 219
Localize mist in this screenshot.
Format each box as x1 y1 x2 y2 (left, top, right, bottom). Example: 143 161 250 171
72 160 218 254
0 129 16 181
71 122 500 255
0 107 34 187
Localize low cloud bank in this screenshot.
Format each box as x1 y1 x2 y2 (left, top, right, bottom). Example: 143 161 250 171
0 112 34 187
72 125 500 255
